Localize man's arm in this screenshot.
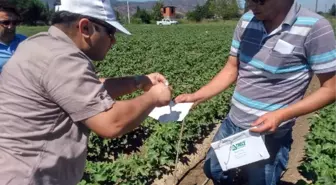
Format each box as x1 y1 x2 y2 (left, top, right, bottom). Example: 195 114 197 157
84 92 154 138
43 52 172 139
175 56 239 105
99 76 140 99
84 83 171 138
281 73 336 120
251 18 336 133
100 73 167 99
292 17 336 116
195 56 239 101
251 73 336 133
175 15 243 105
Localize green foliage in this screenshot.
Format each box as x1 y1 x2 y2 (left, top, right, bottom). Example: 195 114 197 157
133 6 152 24
299 103 336 185
186 4 204 22
187 0 239 22
152 1 164 21
202 0 215 19
9 0 50 25
114 9 122 22
330 3 336 16
17 26 49 37
80 23 236 184
209 0 239 19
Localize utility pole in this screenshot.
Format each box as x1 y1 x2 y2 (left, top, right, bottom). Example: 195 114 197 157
315 0 318 12
127 0 130 24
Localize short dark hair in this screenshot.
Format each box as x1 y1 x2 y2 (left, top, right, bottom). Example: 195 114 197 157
51 11 84 27
0 0 20 17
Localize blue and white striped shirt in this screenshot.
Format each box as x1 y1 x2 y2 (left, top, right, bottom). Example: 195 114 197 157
228 2 336 129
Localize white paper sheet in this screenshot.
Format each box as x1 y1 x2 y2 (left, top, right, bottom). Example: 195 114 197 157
211 129 270 171
148 101 193 122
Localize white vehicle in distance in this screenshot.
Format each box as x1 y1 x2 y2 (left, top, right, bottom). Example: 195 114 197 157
156 19 178 25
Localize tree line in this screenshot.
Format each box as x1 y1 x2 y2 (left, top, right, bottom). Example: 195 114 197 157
8 0 53 25
7 0 240 25
131 0 241 24
7 0 336 25
186 0 241 22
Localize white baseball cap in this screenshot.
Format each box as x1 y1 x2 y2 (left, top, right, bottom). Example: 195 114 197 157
55 0 131 35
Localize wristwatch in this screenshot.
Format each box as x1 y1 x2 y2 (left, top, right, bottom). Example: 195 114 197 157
134 75 144 89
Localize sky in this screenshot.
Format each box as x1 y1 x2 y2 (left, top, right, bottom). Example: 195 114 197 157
296 0 335 12
117 0 336 12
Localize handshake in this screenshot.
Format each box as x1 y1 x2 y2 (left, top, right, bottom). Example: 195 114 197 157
140 72 201 108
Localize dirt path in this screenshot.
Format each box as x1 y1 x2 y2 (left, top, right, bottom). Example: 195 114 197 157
178 76 320 185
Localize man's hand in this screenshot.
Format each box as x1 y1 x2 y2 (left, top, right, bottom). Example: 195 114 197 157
174 93 202 108
250 110 285 133
147 83 172 107
141 72 168 91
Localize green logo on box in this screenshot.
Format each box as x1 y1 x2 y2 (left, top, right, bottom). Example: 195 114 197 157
232 141 246 151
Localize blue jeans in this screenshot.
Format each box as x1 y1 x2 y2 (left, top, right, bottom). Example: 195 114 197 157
204 116 293 185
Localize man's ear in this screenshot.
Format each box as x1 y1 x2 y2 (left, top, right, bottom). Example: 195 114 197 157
78 18 92 39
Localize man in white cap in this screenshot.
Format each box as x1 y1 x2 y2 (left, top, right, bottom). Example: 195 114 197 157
0 0 172 184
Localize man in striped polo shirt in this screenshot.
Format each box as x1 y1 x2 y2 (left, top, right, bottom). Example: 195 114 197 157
175 0 336 184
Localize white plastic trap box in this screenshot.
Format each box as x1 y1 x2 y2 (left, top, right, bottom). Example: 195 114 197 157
210 129 270 171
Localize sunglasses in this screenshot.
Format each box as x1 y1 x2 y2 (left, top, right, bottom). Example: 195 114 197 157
88 18 116 39
0 20 20 26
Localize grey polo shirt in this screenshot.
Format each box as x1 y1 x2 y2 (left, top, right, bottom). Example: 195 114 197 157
0 26 114 185
228 2 336 129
